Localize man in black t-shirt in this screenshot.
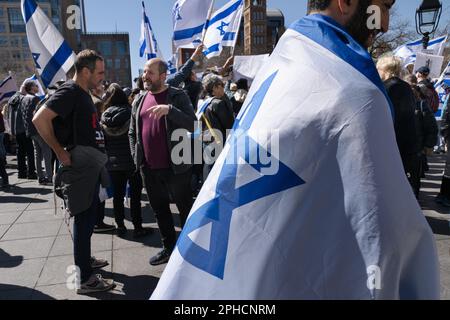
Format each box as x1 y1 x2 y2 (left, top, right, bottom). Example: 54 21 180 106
33 50 114 295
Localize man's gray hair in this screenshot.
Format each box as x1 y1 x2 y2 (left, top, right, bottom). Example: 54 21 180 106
202 74 224 96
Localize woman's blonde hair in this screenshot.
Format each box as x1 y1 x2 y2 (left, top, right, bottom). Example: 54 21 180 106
376 55 402 79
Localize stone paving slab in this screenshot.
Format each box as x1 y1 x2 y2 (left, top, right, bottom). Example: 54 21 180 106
15 209 63 224
0 258 46 290
0 237 55 262
37 251 112 287
0 211 22 226
1 220 62 241
0 225 9 238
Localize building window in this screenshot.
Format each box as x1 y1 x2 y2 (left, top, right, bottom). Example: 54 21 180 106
107 58 113 68
98 41 113 56
116 41 127 55
22 50 30 59
11 51 22 60
0 36 8 47
22 36 28 47
124 58 129 69
115 58 121 69
8 8 26 33
10 36 19 47
0 8 4 18
0 22 6 33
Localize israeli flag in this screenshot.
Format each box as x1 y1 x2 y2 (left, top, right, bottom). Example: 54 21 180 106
203 0 244 59
139 1 162 60
0 75 18 105
434 62 450 119
195 97 213 120
173 0 213 49
394 35 448 67
21 0 76 88
167 55 177 75
23 74 45 100
151 14 439 300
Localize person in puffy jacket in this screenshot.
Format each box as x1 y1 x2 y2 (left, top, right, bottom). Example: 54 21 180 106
101 83 150 238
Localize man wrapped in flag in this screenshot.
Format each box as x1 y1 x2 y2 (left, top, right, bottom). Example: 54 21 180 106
151 0 439 300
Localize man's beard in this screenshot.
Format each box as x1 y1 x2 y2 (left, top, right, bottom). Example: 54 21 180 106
344 0 375 49
145 80 162 92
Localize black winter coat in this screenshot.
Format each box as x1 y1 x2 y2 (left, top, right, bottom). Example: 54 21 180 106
204 95 235 144
414 99 438 150
384 77 420 158
101 104 135 172
129 87 197 175
21 94 40 138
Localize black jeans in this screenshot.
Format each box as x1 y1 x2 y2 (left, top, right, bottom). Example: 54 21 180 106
109 170 143 228
73 183 99 283
403 154 422 198
15 133 36 177
96 201 106 226
141 167 193 250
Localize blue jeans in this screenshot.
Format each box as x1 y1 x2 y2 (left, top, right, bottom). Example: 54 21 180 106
73 183 100 283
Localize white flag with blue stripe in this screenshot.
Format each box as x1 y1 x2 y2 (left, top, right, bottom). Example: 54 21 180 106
139 1 162 60
23 74 45 100
151 14 439 300
173 0 213 49
0 75 18 105
394 35 448 67
434 61 450 119
21 0 76 88
203 0 244 59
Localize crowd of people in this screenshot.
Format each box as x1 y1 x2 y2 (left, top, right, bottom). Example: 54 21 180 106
0 45 249 294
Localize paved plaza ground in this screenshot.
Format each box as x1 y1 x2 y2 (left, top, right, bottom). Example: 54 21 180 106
1 154 450 300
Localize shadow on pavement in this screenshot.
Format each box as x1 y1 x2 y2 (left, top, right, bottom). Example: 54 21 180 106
0 285 56 300
0 249 23 268
426 217 450 236
81 273 160 300
0 196 47 204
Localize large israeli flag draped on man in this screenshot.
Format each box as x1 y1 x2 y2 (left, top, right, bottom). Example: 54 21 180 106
21 0 76 88
203 0 244 59
139 1 162 60
394 35 448 67
172 0 213 49
151 14 440 300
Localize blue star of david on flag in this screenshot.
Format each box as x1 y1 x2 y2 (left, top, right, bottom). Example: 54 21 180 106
217 21 230 36
32 53 41 69
176 72 306 279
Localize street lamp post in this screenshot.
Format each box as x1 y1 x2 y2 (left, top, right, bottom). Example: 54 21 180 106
415 0 443 50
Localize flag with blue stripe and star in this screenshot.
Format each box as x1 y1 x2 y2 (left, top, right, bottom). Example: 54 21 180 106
202 0 244 59
21 0 76 88
151 14 440 300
